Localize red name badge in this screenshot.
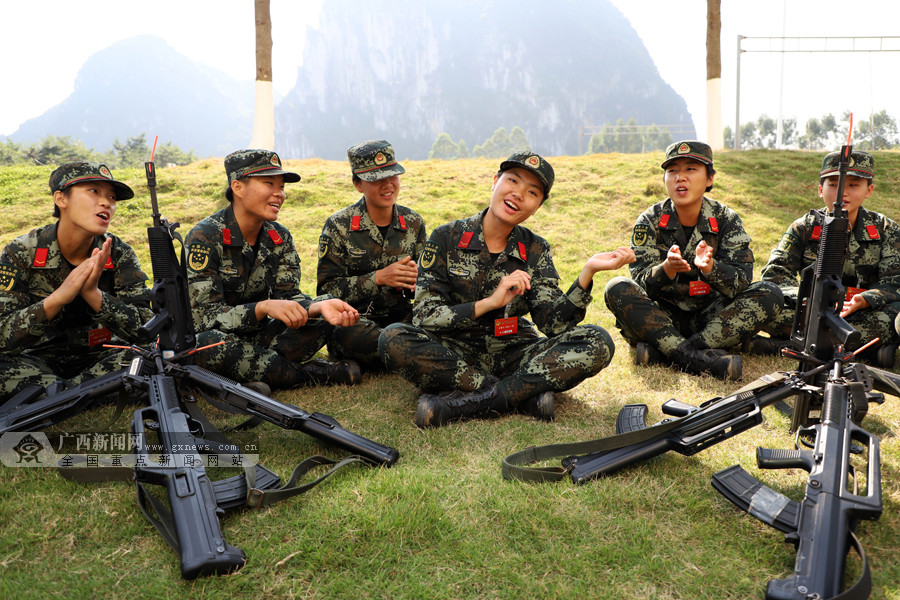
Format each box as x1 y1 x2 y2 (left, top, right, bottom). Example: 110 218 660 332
689 280 711 296
845 286 867 302
494 317 518 336
88 327 112 347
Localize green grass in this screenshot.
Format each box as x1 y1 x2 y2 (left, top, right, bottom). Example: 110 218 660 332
1 151 899 599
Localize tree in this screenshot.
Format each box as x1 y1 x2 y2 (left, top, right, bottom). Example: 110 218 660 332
429 133 459 160
0 140 26 166
154 141 197 167
111 134 151 168
508 127 531 153
26 136 99 166
457 139 470 159
249 0 274 149
856 110 899 150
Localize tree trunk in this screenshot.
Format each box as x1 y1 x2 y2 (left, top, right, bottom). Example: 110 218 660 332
249 0 275 150
706 0 724 150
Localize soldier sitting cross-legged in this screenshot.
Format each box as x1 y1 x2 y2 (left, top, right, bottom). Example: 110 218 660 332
604 140 783 381
379 152 635 427
0 162 153 402
184 149 363 392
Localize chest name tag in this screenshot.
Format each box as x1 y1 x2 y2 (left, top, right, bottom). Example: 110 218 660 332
845 286 867 302
88 327 112 347
689 280 711 296
494 317 518 336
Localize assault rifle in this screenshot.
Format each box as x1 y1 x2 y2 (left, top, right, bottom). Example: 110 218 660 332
501 140 890 598
0 146 399 578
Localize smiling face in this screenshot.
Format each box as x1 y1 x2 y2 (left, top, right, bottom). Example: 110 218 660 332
54 181 117 237
486 167 544 231
819 175 874 223
231 174 286 223
355 174 401 212
664 157 713 214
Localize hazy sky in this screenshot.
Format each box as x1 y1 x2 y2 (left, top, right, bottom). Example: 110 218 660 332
2 0 899 147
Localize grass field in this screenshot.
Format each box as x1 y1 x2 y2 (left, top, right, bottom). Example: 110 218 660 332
0 150 898 599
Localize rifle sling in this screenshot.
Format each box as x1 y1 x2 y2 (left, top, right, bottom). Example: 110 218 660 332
178 391 365 508
502 372 788 483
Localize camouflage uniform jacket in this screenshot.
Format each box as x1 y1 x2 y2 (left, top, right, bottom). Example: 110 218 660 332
0 223 152 356
317 198 426 317
414 210 593 343
629 197 754 312
185 205 325 335
761 206 900 309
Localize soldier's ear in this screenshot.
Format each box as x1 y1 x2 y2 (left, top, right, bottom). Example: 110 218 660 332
230 179 244 199
353 178 365 193
53 190 68 212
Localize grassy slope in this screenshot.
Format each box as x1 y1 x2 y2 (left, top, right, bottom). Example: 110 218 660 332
0 151 898 599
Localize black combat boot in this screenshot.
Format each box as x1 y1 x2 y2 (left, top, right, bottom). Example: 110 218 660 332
517 391 555 421
415 385 506 428
671 338 742 381
243 381 272 397
293 358 362 387
741 334 790 356
634 342 666 366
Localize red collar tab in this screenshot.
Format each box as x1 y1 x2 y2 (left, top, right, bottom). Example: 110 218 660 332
866 225 880 240
351 216 362 231
223 228 233 245
267 229 284 245
397 214 407 231
33 248 49 268
708 217 719 233
659 214 671 228
104 257 115 270
517 242 527 261
458 231 474 249
810 226 822 240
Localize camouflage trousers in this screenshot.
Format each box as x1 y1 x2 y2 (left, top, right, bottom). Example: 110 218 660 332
0 348 133 403
766 296 900 350
604 276 784 353
192 318 336 389
378 322 614 406
328 309 412 372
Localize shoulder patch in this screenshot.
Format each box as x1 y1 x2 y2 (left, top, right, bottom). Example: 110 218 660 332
188 242 213 272
421 240 441 270
318 234 331 259
632 223 651 247
267 229 284 245
0 263 21 292
777 231 799 254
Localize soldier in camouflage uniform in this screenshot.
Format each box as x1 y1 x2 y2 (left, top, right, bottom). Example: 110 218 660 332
185 149 363 390
379 152 635 427
757 150 900 367
317 140 426 371
0 162 153 402
604 140 783 380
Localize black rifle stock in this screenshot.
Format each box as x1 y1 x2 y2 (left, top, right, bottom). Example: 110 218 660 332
0 154 399 578
714 377 882 599
132 367 246 579
501 142 887 598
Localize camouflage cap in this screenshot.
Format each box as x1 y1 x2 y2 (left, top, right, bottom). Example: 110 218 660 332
48 162 134 200
661 140 714 170
348 140 405 182
499 152 554 199
225 149 300 184
820 150 875 180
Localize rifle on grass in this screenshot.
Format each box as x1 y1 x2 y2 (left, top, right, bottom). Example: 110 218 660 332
0 139 399 579
502 127 887 598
